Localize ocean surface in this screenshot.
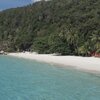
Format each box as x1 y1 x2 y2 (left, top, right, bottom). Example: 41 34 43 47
0 55 100 100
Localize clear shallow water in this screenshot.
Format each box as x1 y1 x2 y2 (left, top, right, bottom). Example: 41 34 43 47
0 56 100 100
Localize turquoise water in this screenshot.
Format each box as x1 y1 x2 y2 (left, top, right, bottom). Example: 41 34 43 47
0 56 100 100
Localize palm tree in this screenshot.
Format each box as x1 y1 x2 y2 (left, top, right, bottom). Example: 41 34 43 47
59 27 79 54
90 31 100 52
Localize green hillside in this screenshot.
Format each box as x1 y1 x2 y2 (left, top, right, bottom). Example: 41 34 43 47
0 0 100 56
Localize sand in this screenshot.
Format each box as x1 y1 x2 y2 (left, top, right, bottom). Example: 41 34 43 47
8 52 100 73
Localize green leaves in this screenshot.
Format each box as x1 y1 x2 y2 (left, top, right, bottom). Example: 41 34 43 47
0 0 100 56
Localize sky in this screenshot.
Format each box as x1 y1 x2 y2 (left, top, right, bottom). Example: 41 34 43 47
0 0 40 11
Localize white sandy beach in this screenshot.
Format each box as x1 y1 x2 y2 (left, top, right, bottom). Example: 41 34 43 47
8 52 100 73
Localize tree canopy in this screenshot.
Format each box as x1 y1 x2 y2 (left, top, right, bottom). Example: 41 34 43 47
0 0 100 56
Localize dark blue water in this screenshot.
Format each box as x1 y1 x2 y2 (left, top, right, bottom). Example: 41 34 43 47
0 56 100 100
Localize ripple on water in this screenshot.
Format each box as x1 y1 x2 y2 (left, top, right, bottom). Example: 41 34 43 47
0 56 100 100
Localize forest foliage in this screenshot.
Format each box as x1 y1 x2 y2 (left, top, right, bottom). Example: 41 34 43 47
0 0 100 56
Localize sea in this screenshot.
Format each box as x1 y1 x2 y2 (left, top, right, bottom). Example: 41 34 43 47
0 55 100 100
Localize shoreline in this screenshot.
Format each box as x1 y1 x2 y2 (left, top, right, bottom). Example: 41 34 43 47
8 52 100 73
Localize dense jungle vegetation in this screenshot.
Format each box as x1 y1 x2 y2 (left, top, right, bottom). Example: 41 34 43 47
0 0 100 56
